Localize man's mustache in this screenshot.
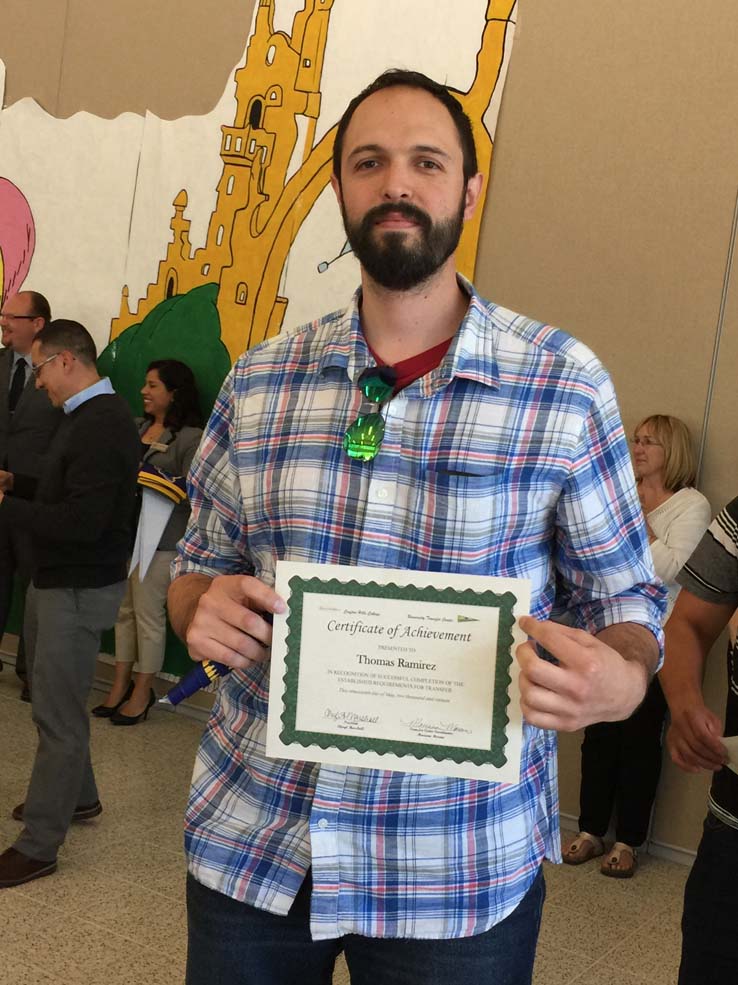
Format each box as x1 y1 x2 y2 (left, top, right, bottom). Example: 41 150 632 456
359 202 432 235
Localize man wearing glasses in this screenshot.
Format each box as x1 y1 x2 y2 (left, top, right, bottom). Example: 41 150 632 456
0 319 139 889
0 291 61 698
168 71 664 985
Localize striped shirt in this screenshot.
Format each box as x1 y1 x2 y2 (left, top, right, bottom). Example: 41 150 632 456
677 497 738 827
174 281 664 941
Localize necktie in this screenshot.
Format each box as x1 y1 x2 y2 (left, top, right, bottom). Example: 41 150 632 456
8 358 27 413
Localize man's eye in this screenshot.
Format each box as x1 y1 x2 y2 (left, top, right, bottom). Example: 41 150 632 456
419 159 441 170
356 159 378 170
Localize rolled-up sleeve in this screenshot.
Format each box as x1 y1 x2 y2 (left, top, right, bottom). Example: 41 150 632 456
172 372 253 582
553 367 666 658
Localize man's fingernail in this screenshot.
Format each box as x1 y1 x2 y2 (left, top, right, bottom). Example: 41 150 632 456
273 600 287 614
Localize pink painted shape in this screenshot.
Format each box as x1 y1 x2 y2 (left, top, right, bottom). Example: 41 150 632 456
0 177 36 303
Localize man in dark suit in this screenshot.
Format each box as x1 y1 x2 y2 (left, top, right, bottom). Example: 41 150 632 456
0 291 62 698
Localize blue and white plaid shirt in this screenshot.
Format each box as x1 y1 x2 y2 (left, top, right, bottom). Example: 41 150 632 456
174 281 665 941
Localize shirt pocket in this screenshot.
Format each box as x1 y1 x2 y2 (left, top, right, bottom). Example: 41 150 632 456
410 461 510 572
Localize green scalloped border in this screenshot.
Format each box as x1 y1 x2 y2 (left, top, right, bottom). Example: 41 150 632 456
280 576 518 770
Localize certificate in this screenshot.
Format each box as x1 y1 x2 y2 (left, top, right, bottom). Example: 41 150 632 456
267 562 530 783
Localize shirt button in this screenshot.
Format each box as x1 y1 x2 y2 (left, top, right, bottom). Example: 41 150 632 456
376 487 388 500
317 818 329 830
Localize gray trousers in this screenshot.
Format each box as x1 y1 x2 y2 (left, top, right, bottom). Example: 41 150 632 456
14 580 126 861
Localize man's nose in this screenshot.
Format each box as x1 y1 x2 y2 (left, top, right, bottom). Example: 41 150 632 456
381 162 413 201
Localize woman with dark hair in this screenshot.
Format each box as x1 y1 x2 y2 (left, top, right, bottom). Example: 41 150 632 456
564 414 711 877
92 360 203 725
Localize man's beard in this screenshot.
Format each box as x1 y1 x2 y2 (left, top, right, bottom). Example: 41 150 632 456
342 197 466 291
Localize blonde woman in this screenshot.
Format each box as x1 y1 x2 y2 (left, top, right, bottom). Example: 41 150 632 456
565 415 711 877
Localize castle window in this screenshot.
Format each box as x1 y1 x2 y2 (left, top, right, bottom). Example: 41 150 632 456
270 91 277 100
226 175 235 195
248 99 263 129
303 58 312 68
224 134 232 151
249 138 256 153
235 136 242 152
216 225 224 247
166 269 177 299
266 44 276 66
235 282 248 305
202 263 210 275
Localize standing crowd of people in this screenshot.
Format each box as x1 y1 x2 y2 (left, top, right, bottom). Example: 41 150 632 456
0 68 736 985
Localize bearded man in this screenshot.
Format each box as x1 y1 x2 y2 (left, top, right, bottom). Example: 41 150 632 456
168 70 664 985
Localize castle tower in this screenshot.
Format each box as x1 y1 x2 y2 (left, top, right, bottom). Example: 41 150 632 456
215 0 334 358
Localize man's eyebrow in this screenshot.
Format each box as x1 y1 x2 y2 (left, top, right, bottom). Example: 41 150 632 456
346 143 451 160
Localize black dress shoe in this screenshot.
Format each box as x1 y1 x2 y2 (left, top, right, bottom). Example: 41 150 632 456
12 800 102 822
20 683 30 702
0 847 57 888
111 688 156 726
91 681 134 718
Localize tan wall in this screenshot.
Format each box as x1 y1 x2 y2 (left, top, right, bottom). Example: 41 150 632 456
2 0 737 855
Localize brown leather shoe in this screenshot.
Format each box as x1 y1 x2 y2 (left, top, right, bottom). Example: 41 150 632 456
0 848 57 888
12 800 102 822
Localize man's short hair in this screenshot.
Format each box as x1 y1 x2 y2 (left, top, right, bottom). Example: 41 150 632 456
26 291 51 326
34 319 97 367
332 69 479 184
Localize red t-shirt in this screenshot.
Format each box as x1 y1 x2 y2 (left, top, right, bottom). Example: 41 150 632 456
368 336 453 393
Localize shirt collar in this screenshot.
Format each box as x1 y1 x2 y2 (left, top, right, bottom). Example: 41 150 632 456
63 376 115 415
316 275 500 393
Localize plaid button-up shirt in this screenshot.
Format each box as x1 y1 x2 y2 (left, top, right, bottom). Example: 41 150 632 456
174 281 664 941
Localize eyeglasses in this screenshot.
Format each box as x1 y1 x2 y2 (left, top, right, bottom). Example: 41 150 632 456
343 366 398 461
31 352 60 377
0 312 37 321
631 435 662 447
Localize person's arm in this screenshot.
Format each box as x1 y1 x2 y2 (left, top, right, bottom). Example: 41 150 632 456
660 589 732 773
516 357 664 730
649 493 712 586
518 618 658 731
0 420 132 542
168 370 275 668
168 573 285 670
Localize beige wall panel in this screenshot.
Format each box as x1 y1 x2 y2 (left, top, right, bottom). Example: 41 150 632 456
1 0 257 119
475 0 738 444
0 0 69 114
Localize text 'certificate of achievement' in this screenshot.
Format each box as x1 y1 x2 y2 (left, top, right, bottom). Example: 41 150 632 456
267 563 530 784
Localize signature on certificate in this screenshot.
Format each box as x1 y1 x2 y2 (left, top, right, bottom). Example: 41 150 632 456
401 718 473 737
324 708 380 728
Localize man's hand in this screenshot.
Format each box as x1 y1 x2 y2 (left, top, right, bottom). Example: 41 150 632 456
0 470 14 492
168 573 286 671
516 616 652 731
667 704 728 773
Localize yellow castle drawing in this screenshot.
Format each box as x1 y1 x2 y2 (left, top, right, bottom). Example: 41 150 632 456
109 0 517 362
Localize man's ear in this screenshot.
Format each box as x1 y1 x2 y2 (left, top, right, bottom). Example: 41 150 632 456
330 172 343 208
463 173 484 221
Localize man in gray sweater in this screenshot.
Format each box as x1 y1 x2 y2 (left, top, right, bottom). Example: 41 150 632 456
0 319 139 888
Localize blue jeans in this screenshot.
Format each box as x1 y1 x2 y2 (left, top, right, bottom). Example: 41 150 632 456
186 867 545 985
679 811 738 984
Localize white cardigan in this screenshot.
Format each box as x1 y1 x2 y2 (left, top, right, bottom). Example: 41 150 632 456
648 487 712 619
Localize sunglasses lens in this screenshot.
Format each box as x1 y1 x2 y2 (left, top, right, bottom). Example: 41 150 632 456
343 412 385 461
360 374 394 404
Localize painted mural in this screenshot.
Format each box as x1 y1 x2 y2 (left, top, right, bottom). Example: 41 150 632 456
107 0 518 371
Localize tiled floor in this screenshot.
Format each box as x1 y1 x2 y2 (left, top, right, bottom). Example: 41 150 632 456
0 661 689 985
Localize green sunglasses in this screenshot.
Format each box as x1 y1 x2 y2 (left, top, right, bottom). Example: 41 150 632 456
343 365 398 462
